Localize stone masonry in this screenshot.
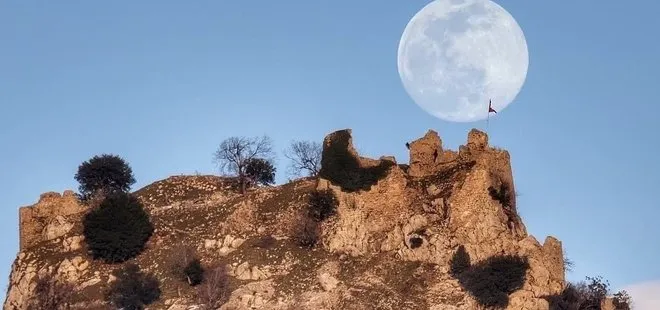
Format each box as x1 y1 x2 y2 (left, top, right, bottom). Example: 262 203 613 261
19 190 85 250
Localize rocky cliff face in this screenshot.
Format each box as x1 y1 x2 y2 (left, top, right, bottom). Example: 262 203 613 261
4 129 566 310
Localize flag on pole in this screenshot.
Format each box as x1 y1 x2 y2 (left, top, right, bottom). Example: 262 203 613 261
486 99 496 131
488 100 497 114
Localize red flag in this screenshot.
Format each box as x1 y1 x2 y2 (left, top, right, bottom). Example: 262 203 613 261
488 100 497 114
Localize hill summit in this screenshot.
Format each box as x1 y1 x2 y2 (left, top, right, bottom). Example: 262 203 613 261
5 129 576 309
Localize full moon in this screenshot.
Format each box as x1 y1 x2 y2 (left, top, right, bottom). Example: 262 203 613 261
397 0 528 122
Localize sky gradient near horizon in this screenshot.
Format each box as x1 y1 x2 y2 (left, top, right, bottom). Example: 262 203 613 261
2 0 659 307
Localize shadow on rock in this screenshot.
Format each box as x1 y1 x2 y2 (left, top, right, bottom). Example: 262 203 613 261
488 180 515 211
449 245 530 309
319 130 394 192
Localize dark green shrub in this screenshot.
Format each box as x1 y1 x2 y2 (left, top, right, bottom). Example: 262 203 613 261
74 154 136 201
213 136 274 194
308 190 338 222
585 276 609 303
545 282 584 309
105 263 160 310
581 276 631 310
245 158 276 186
82 193 154 263
184 259 205 286
292 190 338 248
613 290 632 310
166 244 204 286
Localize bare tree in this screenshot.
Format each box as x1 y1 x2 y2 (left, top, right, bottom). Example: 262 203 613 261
166 244 203 286
563 249 574 273
213 135 274 194
284 140 322 178
196 266 230 310
545 276 633 310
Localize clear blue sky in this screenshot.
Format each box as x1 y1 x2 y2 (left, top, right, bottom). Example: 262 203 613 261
2 0 659 303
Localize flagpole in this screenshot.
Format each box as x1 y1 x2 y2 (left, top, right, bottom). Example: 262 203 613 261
486 100 490 132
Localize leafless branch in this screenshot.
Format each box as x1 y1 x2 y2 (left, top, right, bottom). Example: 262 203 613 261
284 140 322 178
196 266 230 310
213 135 274 193
166 244 197 281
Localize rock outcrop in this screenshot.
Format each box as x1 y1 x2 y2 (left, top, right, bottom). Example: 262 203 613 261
407 129 443 177
5 129 567 310
18 190 85 250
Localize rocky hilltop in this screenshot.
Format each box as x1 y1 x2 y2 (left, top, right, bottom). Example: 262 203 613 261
4 129 568 310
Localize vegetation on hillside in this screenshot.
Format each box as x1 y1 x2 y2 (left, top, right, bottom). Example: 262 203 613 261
449 245 633 309
244 157 276 186
212 136 324 192
307 189 339 222
74 154 136 202
16 136 631 309
293 189 339 248
284 140 322 177
213 135 275 194
167 244 205 286
195 266 231 310
545 275 632 309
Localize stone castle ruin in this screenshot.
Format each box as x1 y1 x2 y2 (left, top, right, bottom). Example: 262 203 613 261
6 128 571 309
18 190 86 251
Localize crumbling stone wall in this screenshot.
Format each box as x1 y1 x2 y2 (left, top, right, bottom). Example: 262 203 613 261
316 128 565 308
407 129 463 178
407 130 442 178
19 190 85 250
